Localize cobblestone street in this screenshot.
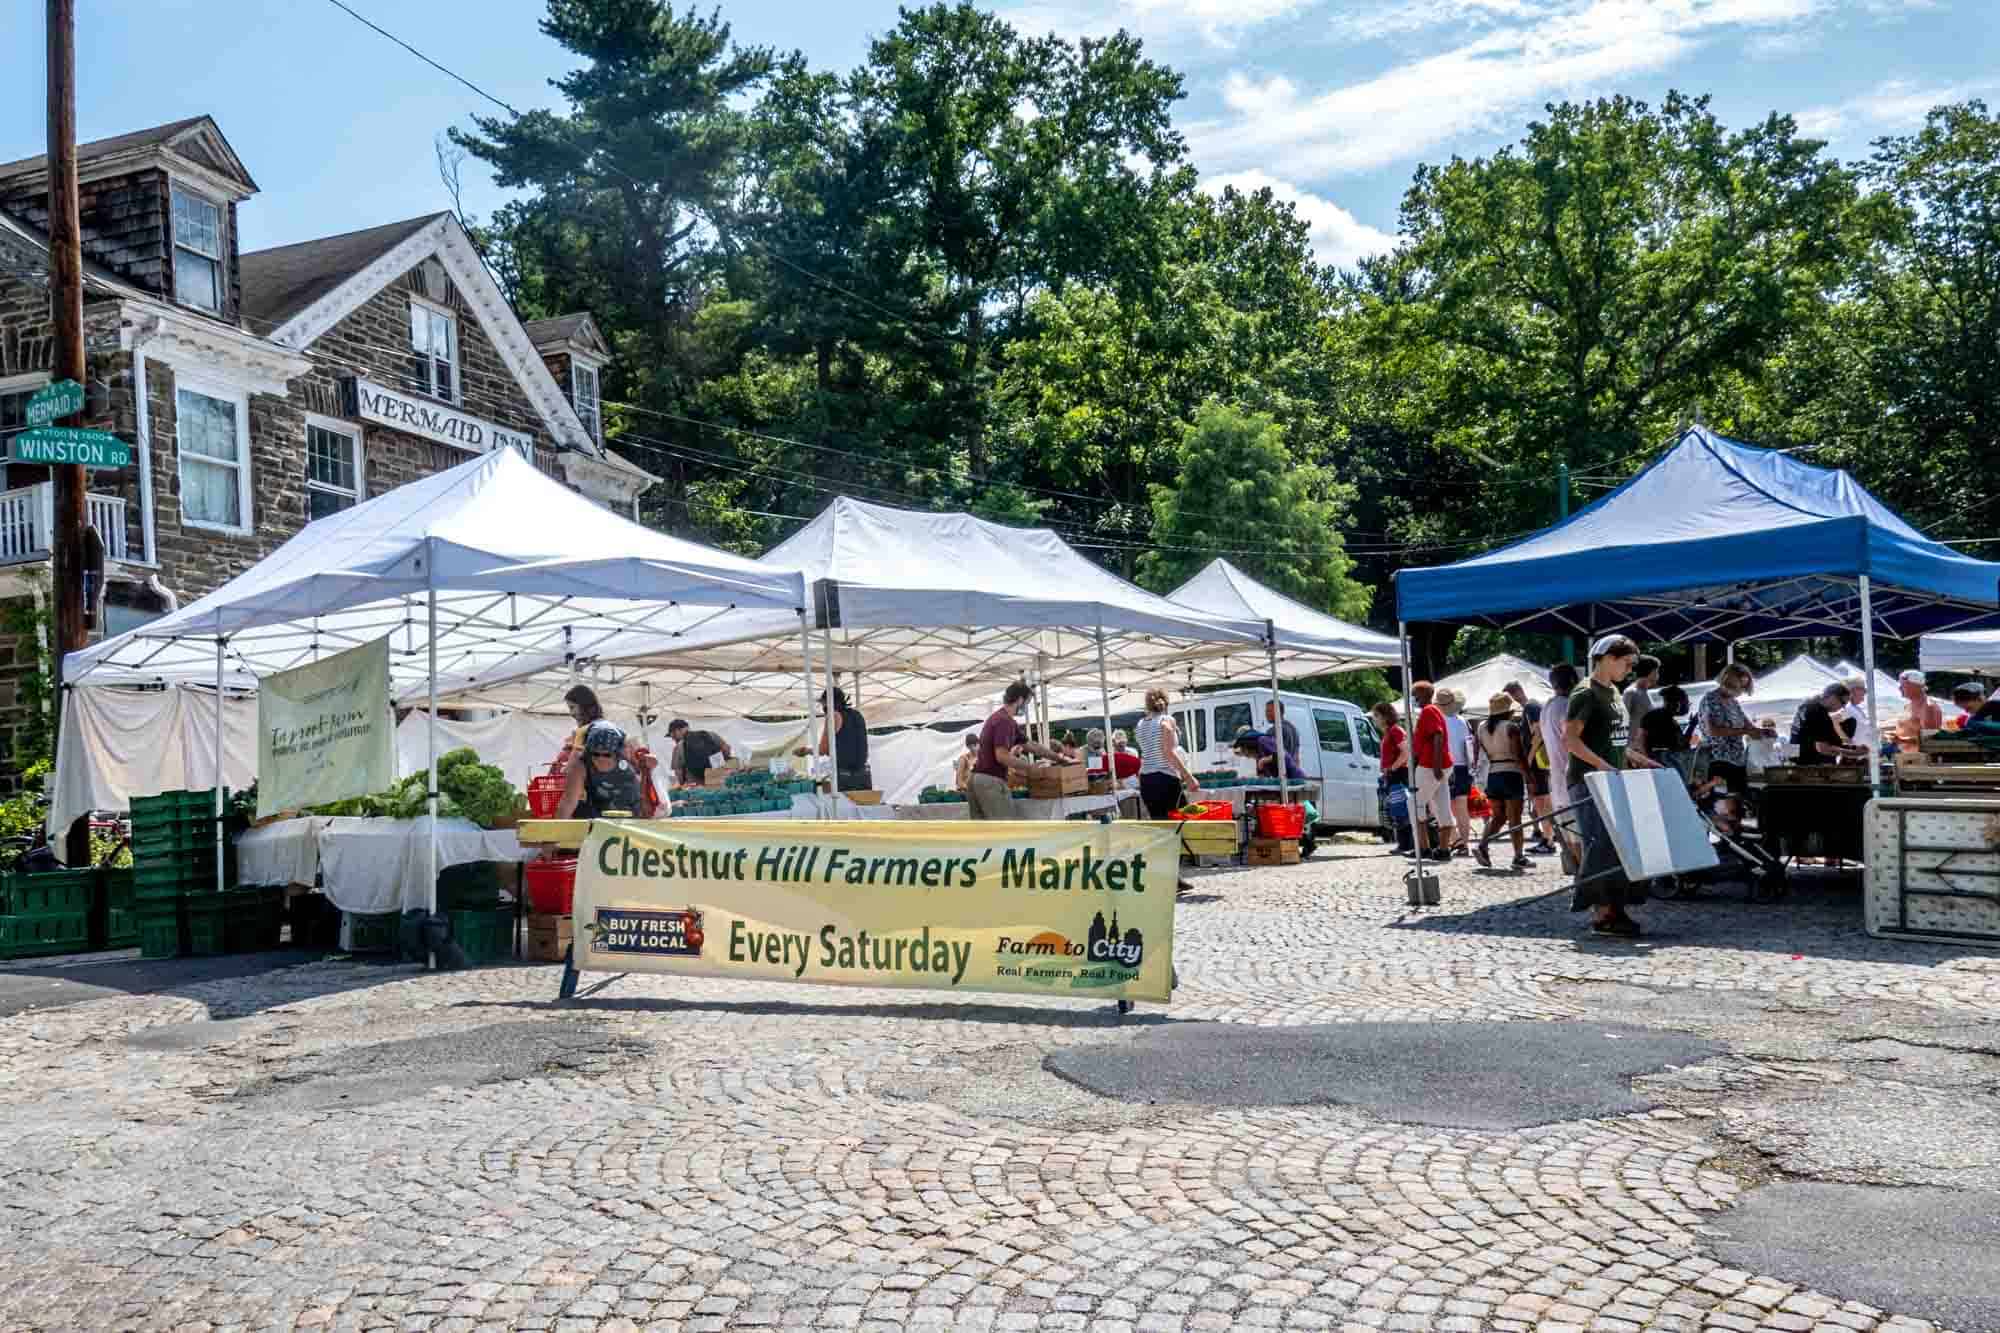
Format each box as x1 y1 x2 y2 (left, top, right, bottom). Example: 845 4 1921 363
5 846 2000 1333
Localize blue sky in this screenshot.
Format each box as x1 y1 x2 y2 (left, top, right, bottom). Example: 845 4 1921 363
2 0 1992 268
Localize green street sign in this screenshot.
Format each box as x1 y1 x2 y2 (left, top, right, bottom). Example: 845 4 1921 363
10 426 131 468
24 378 84 428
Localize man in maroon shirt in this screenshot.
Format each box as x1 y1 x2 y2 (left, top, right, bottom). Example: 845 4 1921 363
968 680 1070 820
1410 680 1456 861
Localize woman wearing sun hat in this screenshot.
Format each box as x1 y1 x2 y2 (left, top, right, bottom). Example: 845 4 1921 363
1472 691 1531 870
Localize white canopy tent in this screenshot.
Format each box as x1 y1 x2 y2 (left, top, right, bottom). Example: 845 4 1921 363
1163 559 1402 676
1410 654 1553 719
58 449 808 906
1921 629 2000 673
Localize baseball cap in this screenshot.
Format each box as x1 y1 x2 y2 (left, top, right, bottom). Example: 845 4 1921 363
583 720 626 755
1898 669 1927 686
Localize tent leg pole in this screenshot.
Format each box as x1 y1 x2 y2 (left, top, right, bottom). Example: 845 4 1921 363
426 563 439 968
1268 626 1288 809
1860 575 1881 792
797 610 815 805
1399 621 1425 873
214 636 225 897
821 616 836 817
1095 623 1115 795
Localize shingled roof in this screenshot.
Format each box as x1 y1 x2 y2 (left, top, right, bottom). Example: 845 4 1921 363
239 213 446 335
0 115 254 191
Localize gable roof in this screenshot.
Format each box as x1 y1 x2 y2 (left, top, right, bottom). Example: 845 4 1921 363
524 313 610 360
0 115 256 195
252 212 606 458
240 213 444 335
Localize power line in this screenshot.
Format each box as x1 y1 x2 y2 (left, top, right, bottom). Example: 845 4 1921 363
322 0 521 117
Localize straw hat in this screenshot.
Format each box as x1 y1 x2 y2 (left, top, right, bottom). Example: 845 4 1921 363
1487 692 1517 716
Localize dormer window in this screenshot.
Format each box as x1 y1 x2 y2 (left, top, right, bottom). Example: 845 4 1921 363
408 299 458 402
171 185 224 314
572 362 601 444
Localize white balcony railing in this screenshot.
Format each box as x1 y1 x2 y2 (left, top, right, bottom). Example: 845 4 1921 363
0 483 133 564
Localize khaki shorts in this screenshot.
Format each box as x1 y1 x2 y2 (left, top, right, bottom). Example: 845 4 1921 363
967 772 1015 820
1413 767 1454 828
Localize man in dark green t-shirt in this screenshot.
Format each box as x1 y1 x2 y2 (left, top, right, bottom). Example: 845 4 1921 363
1562 634 1662 938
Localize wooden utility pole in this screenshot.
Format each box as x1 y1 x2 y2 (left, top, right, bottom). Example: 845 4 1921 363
47 0 88 678
47 0 89 867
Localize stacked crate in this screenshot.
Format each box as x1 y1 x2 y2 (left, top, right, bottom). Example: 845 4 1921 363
130 789 233 958
0 868 96 959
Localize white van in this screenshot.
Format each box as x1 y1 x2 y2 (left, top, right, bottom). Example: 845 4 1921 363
1166 688 1386 831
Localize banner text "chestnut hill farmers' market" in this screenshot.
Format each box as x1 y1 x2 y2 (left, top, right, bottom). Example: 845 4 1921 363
595 836 1154 894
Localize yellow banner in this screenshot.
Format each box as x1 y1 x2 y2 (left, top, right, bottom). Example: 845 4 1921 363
572 818 1181 1003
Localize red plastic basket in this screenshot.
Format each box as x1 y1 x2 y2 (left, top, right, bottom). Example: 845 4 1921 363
524 858 578 915
1254 802 1307 839
1169 800 1234 822
526 775 567 818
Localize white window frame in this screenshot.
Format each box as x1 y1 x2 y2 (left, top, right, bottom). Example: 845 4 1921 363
571 360 602 444
408 296 460 404
173 373 252 536
170 181 226 315
303 413 364 522
0 371 52 491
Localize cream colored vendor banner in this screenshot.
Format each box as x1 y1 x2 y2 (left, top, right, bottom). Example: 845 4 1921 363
256 635 394 818
573 818 1180 1003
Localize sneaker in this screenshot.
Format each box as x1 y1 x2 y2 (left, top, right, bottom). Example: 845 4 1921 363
1428 847 1452 863
1528 840 1557 856
1472 843 1492 869
1511 855 1534 871
1592 916 1644 938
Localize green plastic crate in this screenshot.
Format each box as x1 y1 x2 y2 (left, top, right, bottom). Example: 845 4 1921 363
104 905 141 951
100 867 133 909
130 789 224 818
343 910 400 953
3 869 98 916
0 911 91 958
448 906 514 965
184 899 226 956
137 904 184 959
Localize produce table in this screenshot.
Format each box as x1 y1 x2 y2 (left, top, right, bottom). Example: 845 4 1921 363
1753 780 1872 863
235 815 528 913
1864 795 2000 945
887 792 1128 821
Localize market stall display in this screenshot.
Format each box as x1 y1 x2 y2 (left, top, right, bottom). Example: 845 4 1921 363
1396 427 2000 929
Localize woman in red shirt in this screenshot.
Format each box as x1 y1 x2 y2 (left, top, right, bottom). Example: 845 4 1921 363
1371 702 1407 784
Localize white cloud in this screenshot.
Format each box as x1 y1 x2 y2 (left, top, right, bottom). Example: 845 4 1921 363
1797 77 1998 140
1205 169 1399 268
997 0 1316 49
1188 0 1835 178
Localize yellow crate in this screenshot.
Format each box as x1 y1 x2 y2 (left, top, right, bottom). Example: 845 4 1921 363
1176 820 1239 855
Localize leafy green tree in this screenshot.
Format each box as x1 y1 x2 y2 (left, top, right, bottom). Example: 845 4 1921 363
1137 404 1369 623
1382 93 1857 523
1731 101 1999 540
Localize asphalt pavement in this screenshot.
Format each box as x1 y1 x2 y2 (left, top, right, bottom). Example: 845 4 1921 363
1711 1182 2000 1333
0 949 325 1018
1045 1019 1725 1129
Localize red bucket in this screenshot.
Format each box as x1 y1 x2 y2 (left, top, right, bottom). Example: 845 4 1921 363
1254 802 1306 839
524 857 578 914
526 775 567 818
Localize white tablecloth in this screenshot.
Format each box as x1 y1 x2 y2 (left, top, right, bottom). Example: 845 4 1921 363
235 815 529 914
883 791 1129 821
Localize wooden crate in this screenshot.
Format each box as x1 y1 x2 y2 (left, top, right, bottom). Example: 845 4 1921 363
1027 763 1090 799
1247 837 1300 867
1762 765 1868 786
1176 819 1239 856
525 913 573 963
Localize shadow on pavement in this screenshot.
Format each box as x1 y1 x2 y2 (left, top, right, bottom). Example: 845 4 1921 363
0 948 414 1019
456 990 1185 1029
1385 868 1982 969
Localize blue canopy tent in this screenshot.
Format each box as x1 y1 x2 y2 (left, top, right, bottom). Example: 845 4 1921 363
1394 428 2000 788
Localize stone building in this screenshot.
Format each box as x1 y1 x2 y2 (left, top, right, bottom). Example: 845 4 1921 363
0 116 652 788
